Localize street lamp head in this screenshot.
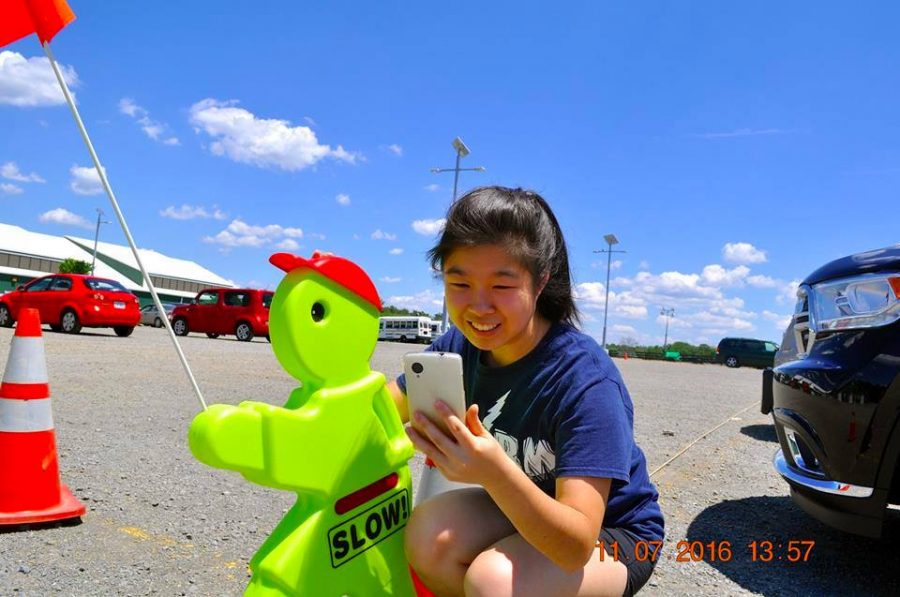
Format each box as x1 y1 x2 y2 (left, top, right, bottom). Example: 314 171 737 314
604 233 619 246
452 137 470 158
474 166 486 172
430 167 441 173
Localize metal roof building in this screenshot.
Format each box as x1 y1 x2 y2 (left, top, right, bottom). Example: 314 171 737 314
0 222 233 303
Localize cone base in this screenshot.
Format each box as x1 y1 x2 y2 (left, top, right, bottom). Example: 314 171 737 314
0 483 85 526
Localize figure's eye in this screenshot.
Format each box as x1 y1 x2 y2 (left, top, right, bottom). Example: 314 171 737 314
311 302 326 322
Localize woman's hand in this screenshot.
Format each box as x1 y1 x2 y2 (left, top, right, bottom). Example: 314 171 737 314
406 402 505 486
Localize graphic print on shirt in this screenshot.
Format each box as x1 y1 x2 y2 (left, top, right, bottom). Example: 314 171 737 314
483 391 518 460
481 390 555 482
522 436 556 485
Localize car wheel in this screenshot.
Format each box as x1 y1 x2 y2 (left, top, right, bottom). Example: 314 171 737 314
0 304 13 328
399 335 407 342
173 317 189 336
206 333 220 339
49 324 62 332
725 356 740 368
153 317 163 328
114 326 134 337
235 322 254 342
60 309 82 334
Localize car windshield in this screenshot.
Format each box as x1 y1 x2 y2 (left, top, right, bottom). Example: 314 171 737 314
83 278 129 293
262 292 274 308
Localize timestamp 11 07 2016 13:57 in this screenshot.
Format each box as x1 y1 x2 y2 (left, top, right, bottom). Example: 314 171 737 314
597 539 816 564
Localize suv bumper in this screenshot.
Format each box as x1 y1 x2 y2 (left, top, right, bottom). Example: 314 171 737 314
769 353 899 537
773 447 887 537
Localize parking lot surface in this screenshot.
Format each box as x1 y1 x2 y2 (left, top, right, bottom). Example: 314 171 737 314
1 326 898 596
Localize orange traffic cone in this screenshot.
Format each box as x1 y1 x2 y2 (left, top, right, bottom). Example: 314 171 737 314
0 308 85 525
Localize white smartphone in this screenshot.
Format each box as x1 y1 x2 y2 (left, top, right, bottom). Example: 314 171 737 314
403 352 467 435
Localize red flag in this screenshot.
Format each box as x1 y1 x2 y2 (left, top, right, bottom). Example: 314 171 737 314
0 0 75 48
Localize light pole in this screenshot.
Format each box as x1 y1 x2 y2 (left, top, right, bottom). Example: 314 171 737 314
593 234 626 349
91 208 110 274
660 307 675 350
430 137 486 332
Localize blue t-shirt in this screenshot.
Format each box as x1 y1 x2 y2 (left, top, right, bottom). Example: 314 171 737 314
398 323 665 543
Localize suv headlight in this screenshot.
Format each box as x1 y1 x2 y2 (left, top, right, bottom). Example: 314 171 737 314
812 274 900 331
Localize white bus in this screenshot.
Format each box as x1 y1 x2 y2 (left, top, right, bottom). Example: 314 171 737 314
429 319 444 337
378 316 433 343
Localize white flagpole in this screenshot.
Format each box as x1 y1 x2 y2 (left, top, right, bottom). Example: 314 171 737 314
42 41 207 411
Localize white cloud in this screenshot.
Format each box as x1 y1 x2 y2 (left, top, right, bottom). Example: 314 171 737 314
119 97 180 145
0 51 78 107
762 310 792 331
1 161 45 183
747 274 778 288
576 263 772 342
276 238 299 251
696 128 791 139
70 165 104 195
118 97 140 117
380 276 402 283
1 182 24 195
160 204 227 220
189 98 358 171
776 279 801 305
386 288 443 312
389 248 404 255
412 218 445 236
386 144 403 156
38 208 93 230
203 218 304 249
424 183 440 192
722 242 767 264
372 229 397 241
639 260 649 270
336 193 350 206
701 264 750 287
307 232 326 241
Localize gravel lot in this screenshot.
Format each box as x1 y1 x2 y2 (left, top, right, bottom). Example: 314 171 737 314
1 325 898 596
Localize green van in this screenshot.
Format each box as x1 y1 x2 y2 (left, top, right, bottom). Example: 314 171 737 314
716 337 778 368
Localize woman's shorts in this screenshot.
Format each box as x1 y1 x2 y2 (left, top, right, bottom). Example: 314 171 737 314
598 527 658 597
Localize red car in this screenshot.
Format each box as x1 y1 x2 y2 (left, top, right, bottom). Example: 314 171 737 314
171 288 273 342
0 274 140 336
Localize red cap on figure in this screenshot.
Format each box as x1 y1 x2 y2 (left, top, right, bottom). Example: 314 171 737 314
269 251 383 312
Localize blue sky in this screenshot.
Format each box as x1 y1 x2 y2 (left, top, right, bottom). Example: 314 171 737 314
2 1 898 346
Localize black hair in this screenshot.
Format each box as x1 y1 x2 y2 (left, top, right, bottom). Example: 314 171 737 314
427 186 580 326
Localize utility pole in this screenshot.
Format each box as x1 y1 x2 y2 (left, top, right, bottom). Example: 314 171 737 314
430 137 486 332
660 307 675 350
91 208 110 274
593 234 626 349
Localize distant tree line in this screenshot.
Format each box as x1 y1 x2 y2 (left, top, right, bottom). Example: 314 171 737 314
381 304 442 320
608 337 717 358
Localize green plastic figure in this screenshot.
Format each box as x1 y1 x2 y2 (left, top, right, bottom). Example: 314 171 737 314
189 251 416 596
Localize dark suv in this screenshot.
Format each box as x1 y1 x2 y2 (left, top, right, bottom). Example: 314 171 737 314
716 337 778 368
171 288 273 342
764 245 900 537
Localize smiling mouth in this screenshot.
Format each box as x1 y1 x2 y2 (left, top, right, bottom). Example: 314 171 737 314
468 321 500 332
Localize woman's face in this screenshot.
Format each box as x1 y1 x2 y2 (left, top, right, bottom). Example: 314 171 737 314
443 244 548 366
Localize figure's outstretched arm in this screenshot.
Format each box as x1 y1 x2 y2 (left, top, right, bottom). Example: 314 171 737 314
188 403 265 473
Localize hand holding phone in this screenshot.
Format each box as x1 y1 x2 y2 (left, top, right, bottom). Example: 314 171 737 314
403 352 466 436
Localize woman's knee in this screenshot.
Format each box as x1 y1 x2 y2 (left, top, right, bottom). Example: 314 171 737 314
404 501 457 570
463 549 514 597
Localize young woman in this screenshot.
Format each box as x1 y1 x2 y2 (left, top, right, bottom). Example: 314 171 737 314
387 186 664 597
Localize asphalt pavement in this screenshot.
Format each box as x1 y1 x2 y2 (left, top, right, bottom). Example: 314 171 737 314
0 326 897 596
